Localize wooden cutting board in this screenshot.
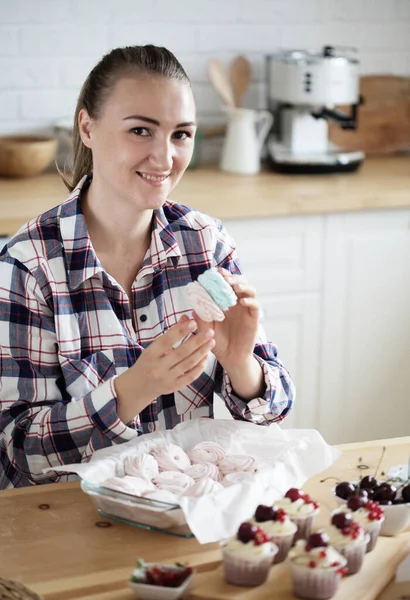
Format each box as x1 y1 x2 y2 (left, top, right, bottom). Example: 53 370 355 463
329 75 410 155
188 532 410 600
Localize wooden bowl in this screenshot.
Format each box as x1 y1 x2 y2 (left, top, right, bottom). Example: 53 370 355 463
0 134 58 178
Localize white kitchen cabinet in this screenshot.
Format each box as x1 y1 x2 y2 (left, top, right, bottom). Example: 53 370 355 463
215 208 410 446
214 216 323 429
319 208 410 444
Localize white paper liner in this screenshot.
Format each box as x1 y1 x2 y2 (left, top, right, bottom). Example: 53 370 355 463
44 419 340 544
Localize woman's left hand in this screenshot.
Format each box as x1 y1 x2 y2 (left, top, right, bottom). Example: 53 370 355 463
193 268 260 371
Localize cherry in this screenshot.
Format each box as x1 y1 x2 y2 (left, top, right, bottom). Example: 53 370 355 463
335 481 356 500
254 504 276 522
285 488 305 502
373 483 396 502
307 532 329 548
237 522 258 543
347 495 367 511
359 476 378 490
401 484 410 503
357 489 369 500
378 499 392 506
331 512 352 530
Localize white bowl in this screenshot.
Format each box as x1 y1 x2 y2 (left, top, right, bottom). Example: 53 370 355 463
129 564 195 600
379 502 410 536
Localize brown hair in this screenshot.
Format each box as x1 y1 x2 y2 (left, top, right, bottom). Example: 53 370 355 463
61 45 190 191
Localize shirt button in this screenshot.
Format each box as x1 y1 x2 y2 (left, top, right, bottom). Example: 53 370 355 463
140 314 148 322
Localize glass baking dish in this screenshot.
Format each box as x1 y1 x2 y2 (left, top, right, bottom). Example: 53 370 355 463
81 480 194 538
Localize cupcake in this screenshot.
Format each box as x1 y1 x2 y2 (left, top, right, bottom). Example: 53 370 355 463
289 532 347 600
276 488 320 542
251 504 297 564
325 511 370 574
222 522 278 586
339 496 384 552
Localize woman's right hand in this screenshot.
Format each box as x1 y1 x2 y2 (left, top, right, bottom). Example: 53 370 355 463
114 315 214 423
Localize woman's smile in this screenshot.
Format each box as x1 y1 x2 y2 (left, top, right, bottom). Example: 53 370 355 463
137 171 171 186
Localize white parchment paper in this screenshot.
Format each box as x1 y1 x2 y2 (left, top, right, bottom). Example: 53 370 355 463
44 419 340 544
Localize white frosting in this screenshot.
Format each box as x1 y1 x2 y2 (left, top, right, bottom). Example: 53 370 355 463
338 505 383 527
101 475 155 496
251 517 297 536
289 540 344 569
188 442 226 465
152 471 194 496
123 454 159 479
150 443 191 472
276 496 317 517
183 476 224 497
218 455 260 475
184 462 222 482
325 523 366 548
223 537 276 561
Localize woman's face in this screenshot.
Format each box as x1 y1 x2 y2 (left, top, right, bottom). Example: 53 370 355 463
79 74 196 210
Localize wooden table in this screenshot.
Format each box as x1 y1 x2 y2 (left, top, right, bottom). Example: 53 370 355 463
0 157 409 236
0 437 409 599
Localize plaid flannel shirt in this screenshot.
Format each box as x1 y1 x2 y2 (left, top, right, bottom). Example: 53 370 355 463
0 176 295 489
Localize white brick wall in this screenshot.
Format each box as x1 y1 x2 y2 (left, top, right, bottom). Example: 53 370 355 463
0 0 409 161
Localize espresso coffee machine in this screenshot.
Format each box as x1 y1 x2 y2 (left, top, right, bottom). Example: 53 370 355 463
266 46 365 173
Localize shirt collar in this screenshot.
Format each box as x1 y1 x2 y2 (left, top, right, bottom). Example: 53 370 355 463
59 175 181 290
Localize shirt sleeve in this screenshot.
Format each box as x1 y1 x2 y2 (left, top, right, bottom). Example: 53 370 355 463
0 257 137 486
212 221 296 425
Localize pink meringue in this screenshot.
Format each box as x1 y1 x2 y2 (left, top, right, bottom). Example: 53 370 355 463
184 462 222 482
152 471 194 496
150 443 191 472
183 476 224 497
218 454 260 476
186 281 225 322
221 471 254 487
101 475 155 496
123 454 159 479
188 441 226 465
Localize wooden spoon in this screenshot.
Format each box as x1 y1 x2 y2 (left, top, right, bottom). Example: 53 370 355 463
207 59 236 108
229 55 252 108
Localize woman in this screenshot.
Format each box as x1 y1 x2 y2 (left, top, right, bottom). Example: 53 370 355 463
0 45 295 489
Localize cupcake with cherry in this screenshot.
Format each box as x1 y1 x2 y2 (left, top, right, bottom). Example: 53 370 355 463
275 487 320 542
251 504 297 564
335 495 384 552
222 521 278 586
334 475 410 537
324 511 369 574
289 531 347 600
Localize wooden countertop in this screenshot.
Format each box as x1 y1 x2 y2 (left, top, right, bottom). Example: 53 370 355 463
0 157 409 236
0 436 409 600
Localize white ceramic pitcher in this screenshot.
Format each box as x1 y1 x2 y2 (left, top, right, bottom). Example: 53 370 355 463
220 107 273 175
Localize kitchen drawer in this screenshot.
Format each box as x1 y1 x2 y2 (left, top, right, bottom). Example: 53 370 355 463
224 214 324 294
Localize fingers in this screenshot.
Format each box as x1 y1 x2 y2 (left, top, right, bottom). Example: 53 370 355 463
217 268 254 300
171 334 215 376
156 316 197 357
239 296 260 316
166 327 215 371
175 354 210 389
192 310 214 333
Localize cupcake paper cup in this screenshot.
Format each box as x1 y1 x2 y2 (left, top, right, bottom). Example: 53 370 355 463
222 548 277 586
334 533 370 575
291 558 347 600
365 517 384 552
270 530 297 564
291 509 320 543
